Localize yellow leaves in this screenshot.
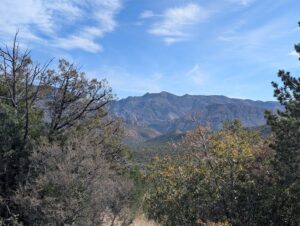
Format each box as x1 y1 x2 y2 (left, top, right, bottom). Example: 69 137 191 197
209 122 266 169
143 121 275 225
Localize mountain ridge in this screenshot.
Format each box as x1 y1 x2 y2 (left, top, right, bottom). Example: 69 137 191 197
110 91 281 143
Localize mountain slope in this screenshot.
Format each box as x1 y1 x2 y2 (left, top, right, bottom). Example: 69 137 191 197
110 92 280 143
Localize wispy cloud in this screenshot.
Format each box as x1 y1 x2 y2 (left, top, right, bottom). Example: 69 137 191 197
228 0 256 6
218 19 291 49
0 0 122 53
215 19 298 72
55 36 103 53
185 64 208 85
140 10 155 19
147 3 210 45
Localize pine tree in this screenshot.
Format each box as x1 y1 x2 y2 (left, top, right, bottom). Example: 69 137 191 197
265 22 300 226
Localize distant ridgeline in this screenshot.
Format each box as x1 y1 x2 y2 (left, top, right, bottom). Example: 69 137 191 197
110 92 281 144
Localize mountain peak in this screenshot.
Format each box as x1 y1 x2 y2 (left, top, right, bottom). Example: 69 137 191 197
143 91 175 98
158 91 174 96
110 93 280 143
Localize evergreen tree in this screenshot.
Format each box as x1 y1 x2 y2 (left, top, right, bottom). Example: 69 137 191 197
265 22 300 226
0 33 48 223
0 34 134 225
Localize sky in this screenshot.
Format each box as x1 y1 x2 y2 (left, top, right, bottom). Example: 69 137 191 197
0 0 300 101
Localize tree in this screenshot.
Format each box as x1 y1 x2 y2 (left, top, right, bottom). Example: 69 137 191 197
0 33 49 223
205 121 273 225
265 22 300 226
15 133 133 226
144 155 203 226
43 58 126 164
0 34 133 225
144 121 273 225
44 59 113 140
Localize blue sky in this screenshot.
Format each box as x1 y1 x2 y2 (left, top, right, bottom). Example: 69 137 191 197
0 0 299 100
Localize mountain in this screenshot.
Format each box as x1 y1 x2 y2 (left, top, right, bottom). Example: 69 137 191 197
110 91 280 143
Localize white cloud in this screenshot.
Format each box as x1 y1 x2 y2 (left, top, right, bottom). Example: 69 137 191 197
218 20 288 48
240 0 254 6
140 10 155 19
228 0 255 6
55 36 102 53
148 3 209 44
214 17 298 76
289 50 299 57
0 0 122 53
186 64 208 85
164 37 180 45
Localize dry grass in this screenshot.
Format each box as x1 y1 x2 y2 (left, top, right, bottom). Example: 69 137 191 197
103 214 230 226
102 214 160 226
131 214 160 226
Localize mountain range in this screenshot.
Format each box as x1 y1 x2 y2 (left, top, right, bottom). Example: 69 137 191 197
110 92 281 143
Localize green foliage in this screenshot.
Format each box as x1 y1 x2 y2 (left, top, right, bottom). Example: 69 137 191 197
206 121 274 225
0 34 134 225
130 143 185 164
143 22 300 226
45 59 113 140
0 104 22 152
1 22 299 226
0 34 47 223
264 22 300 226
15 135 134 226
143 121 274 226
128 165 145 212
144 155 207 226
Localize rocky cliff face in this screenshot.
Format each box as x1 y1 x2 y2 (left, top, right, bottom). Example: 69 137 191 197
110 92 280 143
